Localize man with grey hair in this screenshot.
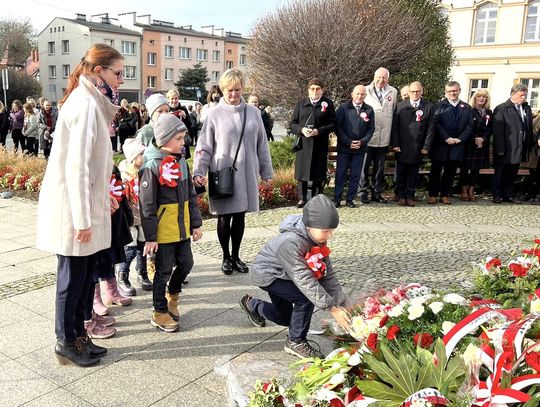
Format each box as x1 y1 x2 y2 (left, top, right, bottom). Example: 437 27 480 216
359 67 398 204
492 83 535 204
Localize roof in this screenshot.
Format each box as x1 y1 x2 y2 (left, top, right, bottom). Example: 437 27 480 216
61 18 140 36
135 22 226 40
224 35 249 45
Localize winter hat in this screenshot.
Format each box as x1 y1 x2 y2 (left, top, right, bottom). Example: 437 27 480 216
303 194 339 229
122 138 146 163
154 113 187 148
145 93 169 120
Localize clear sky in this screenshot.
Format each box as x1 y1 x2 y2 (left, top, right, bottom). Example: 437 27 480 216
4 0 288 36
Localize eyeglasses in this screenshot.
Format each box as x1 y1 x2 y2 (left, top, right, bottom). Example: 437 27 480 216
102 66 123 80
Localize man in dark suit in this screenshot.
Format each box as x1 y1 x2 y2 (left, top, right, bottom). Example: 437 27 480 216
391 81 434 207
427 81 473 204
333 85 375 208
492 84 535 204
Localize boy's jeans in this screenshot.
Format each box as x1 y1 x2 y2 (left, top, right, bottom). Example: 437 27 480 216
251 279 315 341
153 240 193 313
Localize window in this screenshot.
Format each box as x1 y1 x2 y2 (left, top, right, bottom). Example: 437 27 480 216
226 61 233 69
520 78 540 110
469 78 489 99
104 39 114 47
526 1 540 41
147 52 156 65
62 64 70 78
212 50 220 62
168 36 171 41
122 41 136 55
148 76 157 88
196 49 208 61
474 3 498 44
179 47 191 59
48 41 55 55
239 54 246 65
62 40 69 54
165 68 174 80
165 45 174 58
124 66 136 79
212 71 220 82
48 65 56 78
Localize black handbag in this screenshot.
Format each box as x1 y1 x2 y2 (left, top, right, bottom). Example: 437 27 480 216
208 105 247 199
291 134 303 152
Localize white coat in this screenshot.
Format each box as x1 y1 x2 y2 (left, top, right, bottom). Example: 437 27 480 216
364 82 398 147
36 76 117 256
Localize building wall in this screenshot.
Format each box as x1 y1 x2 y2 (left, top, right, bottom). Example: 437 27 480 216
443 0 540 110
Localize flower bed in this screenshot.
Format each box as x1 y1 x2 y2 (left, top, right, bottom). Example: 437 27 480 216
0 148 46 197
243 240 540 406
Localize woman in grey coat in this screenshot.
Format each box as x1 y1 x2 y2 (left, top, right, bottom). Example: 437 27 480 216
193 69 273 275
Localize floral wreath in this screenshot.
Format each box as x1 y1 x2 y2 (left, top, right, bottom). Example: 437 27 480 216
305 245 331 280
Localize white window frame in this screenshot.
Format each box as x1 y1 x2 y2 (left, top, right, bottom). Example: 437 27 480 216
165 68 174 81
526 1 540 41
212 71 220 82
62 64 70 78
61 40 69 54
226 61 233 69
165 45 174 58
104 39 114 47
212 50 220 62
179 47 191 60
196 49 208 61
469 78 489 99
124 66 136 80
239 54 246 66
520 78 540 110
122 41 136 55
48 41 55 55
147 52 156 66
474 2 498 44
49 65 56 79
148 76 157 88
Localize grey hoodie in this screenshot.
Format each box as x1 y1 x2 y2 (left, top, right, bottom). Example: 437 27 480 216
250 214 344 310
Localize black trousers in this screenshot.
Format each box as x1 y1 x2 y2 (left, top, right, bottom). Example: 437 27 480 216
297 180 324 201
153 240 193 312
0 131 7 146
11 129 25 152
334 152 365 202
26 137 39 156
359 146 387 196
55 254 96 342
251 279 315 341
428 160 459 197
396 161 420 199
492 163 520 199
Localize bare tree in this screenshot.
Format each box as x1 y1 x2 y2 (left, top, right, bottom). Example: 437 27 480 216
0 18 36 67
248 0 453 110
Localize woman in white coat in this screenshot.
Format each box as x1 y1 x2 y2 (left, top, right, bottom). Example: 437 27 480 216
37 44 124 367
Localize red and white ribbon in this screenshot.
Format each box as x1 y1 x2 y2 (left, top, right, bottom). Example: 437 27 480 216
400 388 449 406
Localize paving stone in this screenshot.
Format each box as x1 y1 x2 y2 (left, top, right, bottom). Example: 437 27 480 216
0 359 57 406
21 388 93 407
151 382 227 407
0 314 56 358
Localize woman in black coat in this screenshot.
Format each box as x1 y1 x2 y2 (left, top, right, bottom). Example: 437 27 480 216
0 101 9 146
459 89 492 201
289 78 336 207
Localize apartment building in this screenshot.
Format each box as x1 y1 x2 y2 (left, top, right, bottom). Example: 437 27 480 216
37 14 142 103
443 0 540 110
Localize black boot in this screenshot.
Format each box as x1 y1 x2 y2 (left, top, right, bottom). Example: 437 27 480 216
116 266 136 297
78 334 107 357
54 339 101 367
137 270 153 291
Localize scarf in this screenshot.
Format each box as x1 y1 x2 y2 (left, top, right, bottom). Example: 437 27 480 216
87 75 119 105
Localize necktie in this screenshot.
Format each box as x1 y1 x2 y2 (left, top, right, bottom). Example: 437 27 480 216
355 105 361 114
377 91 383 104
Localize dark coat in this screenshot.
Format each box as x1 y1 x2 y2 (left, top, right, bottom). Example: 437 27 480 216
0 111 9 137
462 108 492 170
170 104 193 159
335 101 375 154
289 96 336 181
493 99 534 165
429 99 473 162
391 99 434 164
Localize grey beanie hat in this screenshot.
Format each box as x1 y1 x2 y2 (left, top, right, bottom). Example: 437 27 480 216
302 194 339 229
146 93 169 120
153 113 187 147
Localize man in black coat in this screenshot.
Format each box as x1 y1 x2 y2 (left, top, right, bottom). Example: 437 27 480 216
333 85 375 208
427 81 473 204
391 81 434 207
492 83 536 204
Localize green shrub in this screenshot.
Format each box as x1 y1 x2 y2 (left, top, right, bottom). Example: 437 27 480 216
269 136 295 169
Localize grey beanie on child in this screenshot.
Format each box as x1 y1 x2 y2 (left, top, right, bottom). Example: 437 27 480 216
153 113 187 148
145 93 169 120
302 194 340 229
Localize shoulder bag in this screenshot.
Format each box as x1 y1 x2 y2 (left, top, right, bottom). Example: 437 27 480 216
291 109 315 153
208 105 247 199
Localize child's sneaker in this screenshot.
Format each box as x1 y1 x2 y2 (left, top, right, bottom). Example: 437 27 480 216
92 311 115 327
284 338 324 359
151 311 179 333
84 319 116 339
239 295 266 327
166 292 180 321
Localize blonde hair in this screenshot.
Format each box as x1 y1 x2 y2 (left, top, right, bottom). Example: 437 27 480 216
0 101 5 113
23 102 35 116
469 89 491 110
219 68 244 90
166 89 180 100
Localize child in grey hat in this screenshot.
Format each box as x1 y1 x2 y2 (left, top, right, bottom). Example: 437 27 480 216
136 93 170 147
239 194 351 358
139 114 202 332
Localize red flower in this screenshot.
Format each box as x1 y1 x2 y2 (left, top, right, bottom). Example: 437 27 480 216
525 352 540 372
485 257 501 270
262 382 271 393
366 333 378 351
413 333 433 349
329 399 345 407
509 262 530 277
305 245 331 280
386 325 400 340
534 238 540 245
379 315 389 327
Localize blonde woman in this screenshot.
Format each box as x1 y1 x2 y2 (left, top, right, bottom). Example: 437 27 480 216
459 89 492 201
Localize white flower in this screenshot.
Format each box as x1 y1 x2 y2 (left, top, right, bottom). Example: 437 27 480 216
388 304 404 318
429 301 444 314
463 343 481 366
314 387 339 401
347 351 361 366
443 293 466 305
329 373 346 386
350 316 371 340
408 304 425 320
331 362 341 369
441 321 455 335
410 295 431 305
531 298 540 314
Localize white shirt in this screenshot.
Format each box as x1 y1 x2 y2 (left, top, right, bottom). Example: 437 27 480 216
410 99 421 108
448 99 460 107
